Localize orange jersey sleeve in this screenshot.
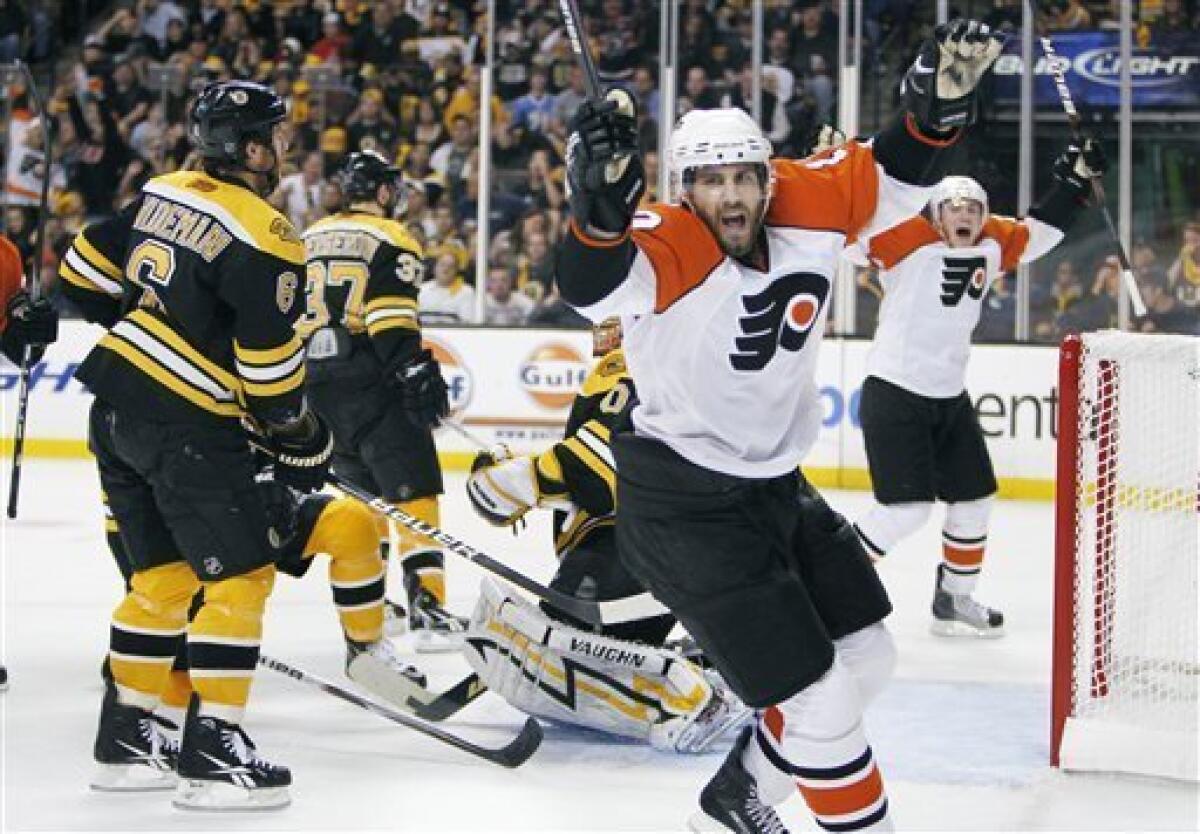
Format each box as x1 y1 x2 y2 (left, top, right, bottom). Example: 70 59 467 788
767 142 880 242
631 205 725 314
866 216 942 269
0 236 25 332
981 216 1031 272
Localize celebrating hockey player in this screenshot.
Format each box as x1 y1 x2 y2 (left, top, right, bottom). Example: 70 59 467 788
555 19 1004 833
848 143 1106 638
0 230 59 695
464 317 748 752
57 81 333 811
300 151 464 652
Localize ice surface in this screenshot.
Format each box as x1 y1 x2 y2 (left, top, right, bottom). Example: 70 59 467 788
2 462 1196 831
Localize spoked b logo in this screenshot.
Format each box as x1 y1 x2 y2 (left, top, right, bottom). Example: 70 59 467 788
730 272 829 371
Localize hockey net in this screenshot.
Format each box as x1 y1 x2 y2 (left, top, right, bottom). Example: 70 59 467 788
1053 331 1199 782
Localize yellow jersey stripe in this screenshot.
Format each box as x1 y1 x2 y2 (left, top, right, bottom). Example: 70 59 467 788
129 311 241 392
560 436 616 496
59 263 105 294
242 365 306 399
234 337 304 366
366 318 420 336
99 334 243 418
74 234 123 280
364 296 419 312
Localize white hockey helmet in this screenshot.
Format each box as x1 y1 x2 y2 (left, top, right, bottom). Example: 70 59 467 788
668 108 773 203
929 175 989 220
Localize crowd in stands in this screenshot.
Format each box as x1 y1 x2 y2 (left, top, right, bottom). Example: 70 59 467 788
1 0 1197 336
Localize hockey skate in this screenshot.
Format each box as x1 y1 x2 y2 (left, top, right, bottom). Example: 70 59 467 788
653 670 752 753
174 697 291 811
382 598 409 637
345 637 429 707
406 575 467 654
91 681 179 792
930 564 1005 638
689 726 791 833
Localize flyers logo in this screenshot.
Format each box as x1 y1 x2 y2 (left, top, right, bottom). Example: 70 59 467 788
730 273 829 371
941 256 988 306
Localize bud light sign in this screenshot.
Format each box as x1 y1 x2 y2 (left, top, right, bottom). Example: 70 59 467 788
992 31 1200 108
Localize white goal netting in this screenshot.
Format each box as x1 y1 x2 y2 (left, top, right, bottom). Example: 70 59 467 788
1058 331 1199 782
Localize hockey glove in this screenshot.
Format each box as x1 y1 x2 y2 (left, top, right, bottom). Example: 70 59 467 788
804 124 848 157
263 410 334 493
902 19 1007 132
1052 137 1107 203
2 292 59 364
389 348 450 427
566 89 645 236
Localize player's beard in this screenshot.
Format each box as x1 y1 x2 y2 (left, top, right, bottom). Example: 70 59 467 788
699 199 764 259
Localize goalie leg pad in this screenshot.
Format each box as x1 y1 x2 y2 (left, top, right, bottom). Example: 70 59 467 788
465 581 741 751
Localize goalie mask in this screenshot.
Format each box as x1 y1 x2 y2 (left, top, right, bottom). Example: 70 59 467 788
668 108 773 258
929 175 988 248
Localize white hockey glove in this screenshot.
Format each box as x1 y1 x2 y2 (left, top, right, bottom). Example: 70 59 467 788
806 124 848 157
902 19 1007 132
566 89 645 236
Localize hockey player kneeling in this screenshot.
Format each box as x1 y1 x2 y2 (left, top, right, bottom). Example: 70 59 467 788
464 325 749 752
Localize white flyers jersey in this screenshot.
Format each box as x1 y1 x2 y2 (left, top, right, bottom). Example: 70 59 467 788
570 143 934 478
852 214 1063 398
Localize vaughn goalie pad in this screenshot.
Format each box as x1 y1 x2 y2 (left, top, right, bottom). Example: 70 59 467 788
463 580 749 752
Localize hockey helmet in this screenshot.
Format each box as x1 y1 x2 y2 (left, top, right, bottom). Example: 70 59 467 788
339 150 403 205
189 81 287 165
929 176 989 220
591 316 623 357
668 108 773 203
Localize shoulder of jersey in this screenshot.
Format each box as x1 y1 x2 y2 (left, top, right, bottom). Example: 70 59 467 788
867 215 943 269
304 211 423 256
632 204 724 312
580 348 628 397
145 170 304 264
766 143 876 232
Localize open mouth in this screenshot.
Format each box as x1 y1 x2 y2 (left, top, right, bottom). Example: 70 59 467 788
720 212 748 235
953 226 974 243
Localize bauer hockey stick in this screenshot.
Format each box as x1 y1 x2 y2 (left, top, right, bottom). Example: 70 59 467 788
258 654 542 768
558 0 603 100
7 60 53 518
1025 4 1145 316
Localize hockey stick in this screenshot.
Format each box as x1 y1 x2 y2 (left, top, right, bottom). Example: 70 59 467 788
405 671 488 721
557 0 603 100
257 653 541 768
439 418 491 453
1025 5 1146 316
7 60 53 518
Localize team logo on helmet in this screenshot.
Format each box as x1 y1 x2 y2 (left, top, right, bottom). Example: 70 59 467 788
940 256 988 307
520 343 589 409
730 273 830 371
423 337 472 414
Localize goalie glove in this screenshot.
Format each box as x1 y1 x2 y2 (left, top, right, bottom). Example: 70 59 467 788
1051 137 1108 203
466 451 539 527
902 19 1007 132
566 89 645 236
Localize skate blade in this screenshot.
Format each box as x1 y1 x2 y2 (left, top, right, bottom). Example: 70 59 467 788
412 629 465 654
930 619 1005 639
173 779 290 811
90 763 178 792
686 810 729 833
346 653 428 704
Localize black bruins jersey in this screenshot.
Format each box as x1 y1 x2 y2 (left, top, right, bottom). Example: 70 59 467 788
534 349 634 557
299 211 424 365
60 171 308 427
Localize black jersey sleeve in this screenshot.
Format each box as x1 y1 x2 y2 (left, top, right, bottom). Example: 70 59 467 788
363 239 423 368
59 198 141 327
223 245 308 426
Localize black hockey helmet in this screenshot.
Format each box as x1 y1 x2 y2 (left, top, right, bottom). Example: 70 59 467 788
339 150 403 204
189 81 287 165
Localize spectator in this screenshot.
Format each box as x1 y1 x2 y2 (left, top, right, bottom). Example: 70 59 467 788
430 115 475 201
67 91 130 219
0 0 28 62
417 3 466 64
482 264 533 325
1040 0 1093 31
525 149 564 212
443 64 505 133
1065 256 1120 331
510 67 555 135
136 0 187 53
354 3 418 68
409 98 447 148
721 62 789 144
976 275 1016 341
1167 221 1200 309
272 150 327 231
1034 258 1086 339
552 65 588 133
1152 0 1196 35
680 65 721 112
1138 274 1198 335
791 1 837 80
630 65 661 124
420 251 477 324
494 27 532 101
312 12 352 65
110 60 153 139
347 89 399 156
517 229 555 296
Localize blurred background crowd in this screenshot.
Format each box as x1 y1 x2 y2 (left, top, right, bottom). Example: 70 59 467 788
1 0 1197 337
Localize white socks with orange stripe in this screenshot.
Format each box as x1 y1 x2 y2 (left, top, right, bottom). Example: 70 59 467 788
853 501 932 560
742 657 894 832
939 497 994 596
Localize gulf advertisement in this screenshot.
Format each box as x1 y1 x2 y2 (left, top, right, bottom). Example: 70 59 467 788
0 324 1060 499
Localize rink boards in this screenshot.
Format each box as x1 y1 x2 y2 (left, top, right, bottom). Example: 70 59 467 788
0 322 1059 499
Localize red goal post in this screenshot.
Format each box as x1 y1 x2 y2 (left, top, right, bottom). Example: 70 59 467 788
1052 331 1199 782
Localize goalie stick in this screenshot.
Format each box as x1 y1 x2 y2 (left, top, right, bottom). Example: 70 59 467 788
258 654 540 767
1025 1 1145 316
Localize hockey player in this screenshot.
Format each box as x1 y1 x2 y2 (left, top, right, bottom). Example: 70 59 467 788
0 230 60 695
464 317 749 752
57 81 333 811
848 145 1106 638
300 150 463 652
555 19 1004 833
